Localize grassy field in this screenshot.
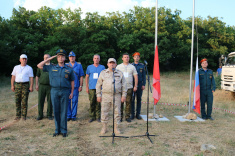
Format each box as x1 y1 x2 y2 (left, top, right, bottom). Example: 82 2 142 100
0 72 235 156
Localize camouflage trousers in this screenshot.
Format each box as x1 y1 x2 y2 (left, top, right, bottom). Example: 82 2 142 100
89 89 101 120
101 93 121 124
15 83 29 117
121 88 133 119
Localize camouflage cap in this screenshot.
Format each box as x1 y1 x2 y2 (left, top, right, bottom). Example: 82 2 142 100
107 58 116 63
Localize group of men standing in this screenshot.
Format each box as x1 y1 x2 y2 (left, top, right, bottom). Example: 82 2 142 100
11 50 147 137
10 49 216 137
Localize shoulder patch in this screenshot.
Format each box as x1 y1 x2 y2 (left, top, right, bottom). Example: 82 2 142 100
65 64 73 68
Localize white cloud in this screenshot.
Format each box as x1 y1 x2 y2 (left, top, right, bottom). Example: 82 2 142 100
14 0 62 11
13 0 156 17
140 0 155 8
13 0 24 8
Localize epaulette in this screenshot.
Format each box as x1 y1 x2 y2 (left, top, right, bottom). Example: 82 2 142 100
66 64 73 68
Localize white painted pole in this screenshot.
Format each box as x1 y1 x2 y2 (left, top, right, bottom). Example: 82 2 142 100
155 0 158 47
154 0 158 117
188 0 195 113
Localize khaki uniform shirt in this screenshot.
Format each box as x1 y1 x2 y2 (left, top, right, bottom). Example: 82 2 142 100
116 63 138 89
96 68 127 97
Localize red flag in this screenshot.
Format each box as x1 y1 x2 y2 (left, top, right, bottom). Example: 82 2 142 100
152 45 161 105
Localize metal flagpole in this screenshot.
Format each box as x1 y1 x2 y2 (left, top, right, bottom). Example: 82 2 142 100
153 0 158 117
188 0 195 113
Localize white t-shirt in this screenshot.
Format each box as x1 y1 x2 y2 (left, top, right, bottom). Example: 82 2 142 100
11 65 34 82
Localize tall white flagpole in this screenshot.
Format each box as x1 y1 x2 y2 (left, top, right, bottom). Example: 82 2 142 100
155 0 158 47
154 0 158 117
188 0 195 113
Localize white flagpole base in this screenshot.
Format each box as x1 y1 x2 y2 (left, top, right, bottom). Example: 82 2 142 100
140 115 170 122
174 116 205 122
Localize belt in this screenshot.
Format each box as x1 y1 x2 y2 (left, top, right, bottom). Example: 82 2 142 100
16 82 29 84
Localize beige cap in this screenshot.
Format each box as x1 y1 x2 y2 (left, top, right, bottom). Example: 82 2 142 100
107 58 116 63
20 54 27 59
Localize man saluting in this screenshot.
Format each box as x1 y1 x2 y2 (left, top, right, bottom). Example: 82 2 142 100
37 49 74 137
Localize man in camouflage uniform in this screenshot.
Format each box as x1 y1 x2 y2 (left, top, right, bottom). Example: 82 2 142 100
116 53 138 122
85 54 105 123
11 54 34 120
96 58 127 134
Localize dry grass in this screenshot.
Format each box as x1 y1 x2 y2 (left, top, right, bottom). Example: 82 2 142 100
0 72 235 156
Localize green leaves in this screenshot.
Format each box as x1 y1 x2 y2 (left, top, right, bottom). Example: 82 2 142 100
0 6 234 75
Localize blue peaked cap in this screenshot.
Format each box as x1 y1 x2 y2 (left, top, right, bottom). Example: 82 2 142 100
56 49 66 56
69 51 76 57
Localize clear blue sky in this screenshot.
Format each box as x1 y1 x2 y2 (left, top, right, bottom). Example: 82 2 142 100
0 0 234 26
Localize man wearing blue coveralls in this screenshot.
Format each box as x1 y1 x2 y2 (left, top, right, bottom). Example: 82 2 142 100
131 52 146 120
37 49 74 137
199 58 216 120
66 51 84 121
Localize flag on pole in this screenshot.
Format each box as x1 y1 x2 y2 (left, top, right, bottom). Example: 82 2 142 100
193 57 200 114
152 45 161 105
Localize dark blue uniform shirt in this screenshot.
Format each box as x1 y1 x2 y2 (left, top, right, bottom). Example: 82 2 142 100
43 64 75 89
132 63 146 86
199 68 216 91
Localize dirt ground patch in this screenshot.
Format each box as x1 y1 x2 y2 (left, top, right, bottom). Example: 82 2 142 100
0 73 235 155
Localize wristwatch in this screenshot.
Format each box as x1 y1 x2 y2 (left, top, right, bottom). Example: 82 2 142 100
79 86 82 88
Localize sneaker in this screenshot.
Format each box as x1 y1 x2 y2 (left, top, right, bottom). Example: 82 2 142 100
72 118 76 121
22 117 26 120
126 118 131 122
48 117 53 120
120 118 123 122
97 118 101 122
67 118 71 121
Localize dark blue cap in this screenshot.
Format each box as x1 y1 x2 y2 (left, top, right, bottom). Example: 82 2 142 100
56 49 66 56
69 51 76 57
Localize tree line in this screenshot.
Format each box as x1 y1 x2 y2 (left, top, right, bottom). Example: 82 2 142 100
0 6 234 75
